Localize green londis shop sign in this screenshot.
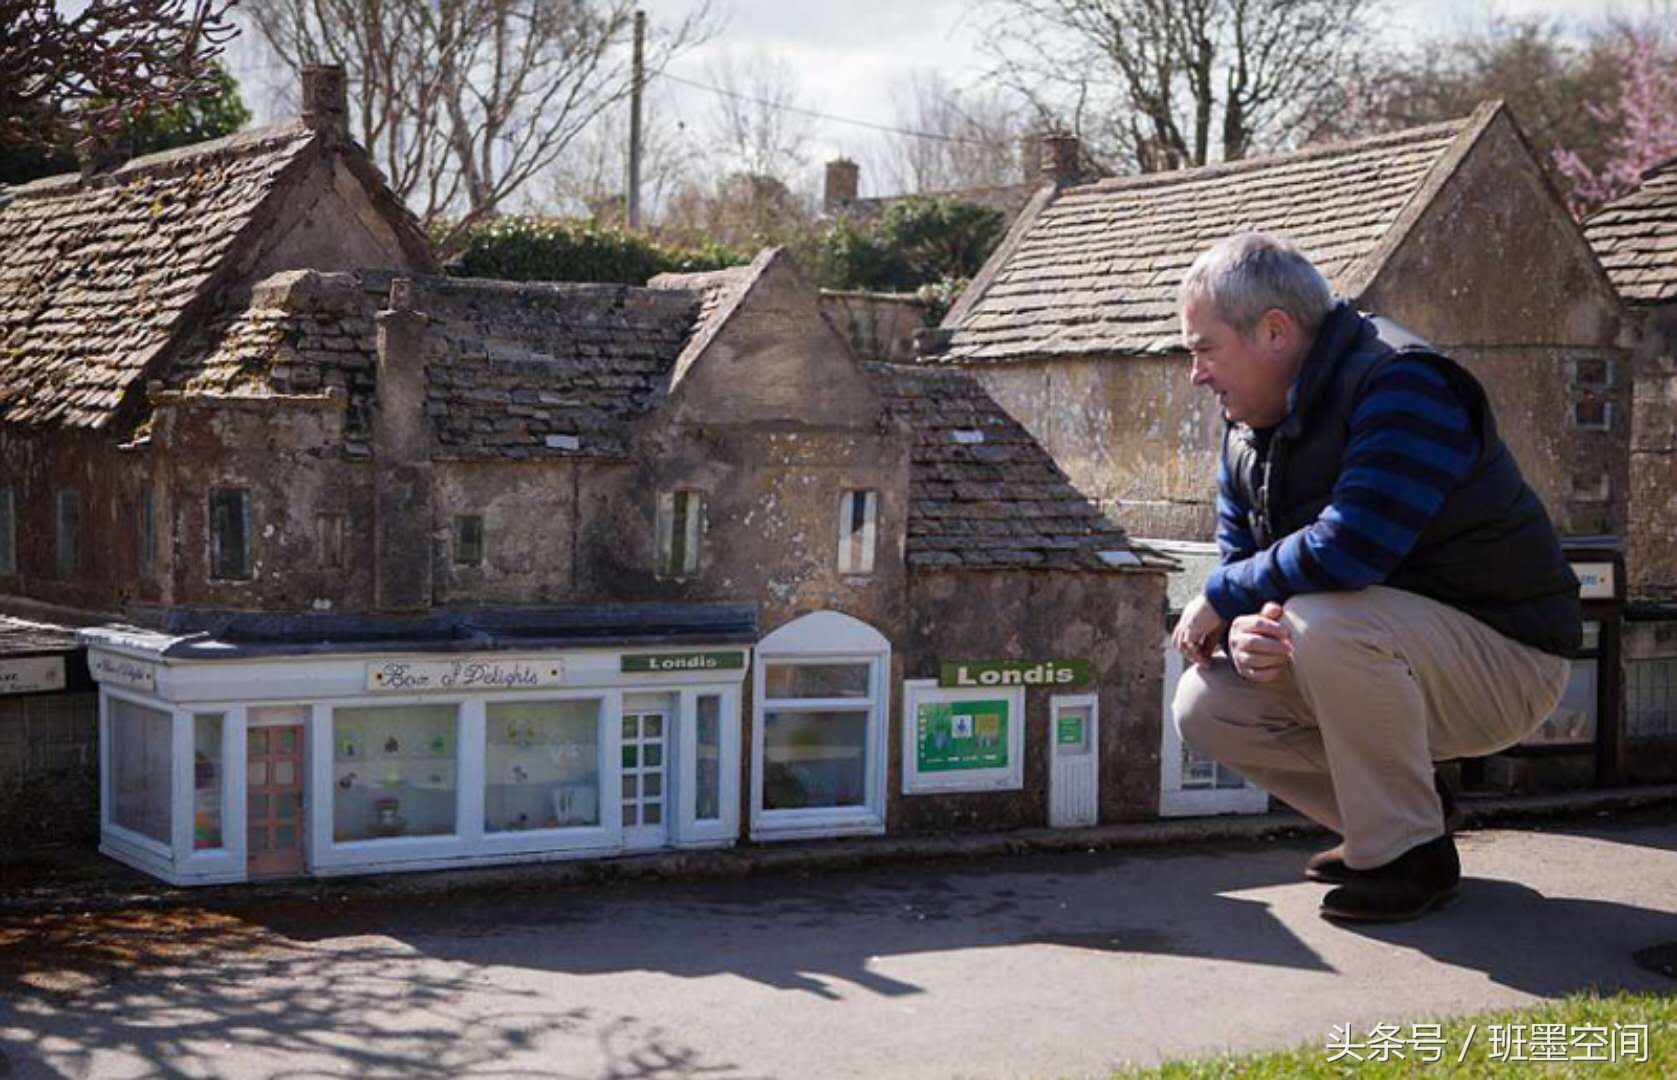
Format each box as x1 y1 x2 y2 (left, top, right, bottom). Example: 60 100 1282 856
917 699 1010 772
621 651 746 674
939 659 1089 689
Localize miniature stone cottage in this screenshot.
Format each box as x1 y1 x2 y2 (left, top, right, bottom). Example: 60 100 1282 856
0 71 1169 883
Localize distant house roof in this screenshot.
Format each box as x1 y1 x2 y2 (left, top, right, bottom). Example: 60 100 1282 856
0 120 433 431
873 364 1162 571
167 268 710 460
938 106 1499 363
1583 156 1677 306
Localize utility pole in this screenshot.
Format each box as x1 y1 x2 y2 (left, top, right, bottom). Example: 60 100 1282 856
627 9 645 230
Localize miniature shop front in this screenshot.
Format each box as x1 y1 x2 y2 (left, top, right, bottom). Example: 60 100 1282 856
83 607 753 885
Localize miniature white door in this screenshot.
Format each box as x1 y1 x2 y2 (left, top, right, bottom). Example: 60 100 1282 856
621 701 669 850
1048 693 1099 827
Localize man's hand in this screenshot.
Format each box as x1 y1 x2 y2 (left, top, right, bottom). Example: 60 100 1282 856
1172 595 1228 669
1229 601 1292 682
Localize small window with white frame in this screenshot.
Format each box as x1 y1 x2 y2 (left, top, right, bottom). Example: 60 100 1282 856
837 489 878 575
657 490 703 578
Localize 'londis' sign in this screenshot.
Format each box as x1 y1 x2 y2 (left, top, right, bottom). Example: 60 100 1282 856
621 651 746 674
939 660 1089 689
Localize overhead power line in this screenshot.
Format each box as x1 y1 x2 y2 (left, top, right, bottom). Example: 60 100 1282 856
654 70 1015 150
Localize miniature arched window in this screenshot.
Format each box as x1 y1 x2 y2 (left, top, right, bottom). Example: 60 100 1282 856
750 611 891 840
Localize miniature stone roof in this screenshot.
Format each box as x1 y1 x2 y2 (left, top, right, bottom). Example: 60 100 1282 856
873 363 1160 571
168 269 709 459
939 108 1495 362
0 123 322 428
1584 156 1677 306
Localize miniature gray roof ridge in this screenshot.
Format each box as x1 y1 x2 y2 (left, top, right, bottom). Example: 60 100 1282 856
819 287 932 304
940 183 1059 333
6 119 316 199
1336 100 1505 302
1067 113 1474 200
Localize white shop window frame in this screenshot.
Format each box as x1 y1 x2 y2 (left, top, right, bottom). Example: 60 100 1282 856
99 686 247 886
900 679 1025 794
675 686 742 847
750 611 890 841
1157 638 1270 817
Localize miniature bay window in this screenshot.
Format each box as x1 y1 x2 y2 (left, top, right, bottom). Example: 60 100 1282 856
837 489 878 574
657 490 703 577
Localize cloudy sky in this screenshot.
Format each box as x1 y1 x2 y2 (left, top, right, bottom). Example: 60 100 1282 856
229 0 1638 201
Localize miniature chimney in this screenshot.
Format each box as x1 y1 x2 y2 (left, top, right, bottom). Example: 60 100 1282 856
372 277 433 612
74 133 129 180
1041 132 1082 188
301 64 349 136
824 158 860 213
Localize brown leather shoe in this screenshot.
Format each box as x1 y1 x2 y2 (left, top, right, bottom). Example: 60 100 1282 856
1304 771 1463 884
1319 834 1461 923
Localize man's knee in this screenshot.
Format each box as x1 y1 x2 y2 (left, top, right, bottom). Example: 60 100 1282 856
1281 591 1379 671
1172 665 1225 756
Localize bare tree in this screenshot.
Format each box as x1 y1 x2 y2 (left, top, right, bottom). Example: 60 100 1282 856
702 50 814 184
979 0 1379 173
879 68 1028 195
244 0 714 251
1 0 239 152
527 88 705 225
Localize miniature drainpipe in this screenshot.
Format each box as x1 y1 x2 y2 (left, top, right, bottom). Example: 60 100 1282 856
372 278 434 612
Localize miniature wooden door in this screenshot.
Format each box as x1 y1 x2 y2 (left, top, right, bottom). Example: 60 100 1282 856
1048 694 1099 828
248 725 306 877
621 704 668 850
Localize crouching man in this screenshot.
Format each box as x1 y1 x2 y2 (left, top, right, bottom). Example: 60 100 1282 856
1170 232 1579 923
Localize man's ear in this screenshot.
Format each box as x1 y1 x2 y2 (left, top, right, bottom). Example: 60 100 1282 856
1259 309 1292 351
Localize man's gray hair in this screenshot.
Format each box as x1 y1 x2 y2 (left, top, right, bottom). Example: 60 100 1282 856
1179 233 1334 337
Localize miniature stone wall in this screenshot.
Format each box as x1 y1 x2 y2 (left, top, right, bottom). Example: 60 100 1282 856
0 692 98 849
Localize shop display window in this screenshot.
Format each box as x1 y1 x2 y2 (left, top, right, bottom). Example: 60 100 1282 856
110 697 171 844
762 709 868 809
193 713 224 850
332 704 458 841
484 699 602 832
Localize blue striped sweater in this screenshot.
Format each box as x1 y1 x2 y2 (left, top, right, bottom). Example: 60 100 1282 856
1204 355 1480 620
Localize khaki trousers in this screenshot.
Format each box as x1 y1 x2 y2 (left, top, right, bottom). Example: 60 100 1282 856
1172 586 1570 869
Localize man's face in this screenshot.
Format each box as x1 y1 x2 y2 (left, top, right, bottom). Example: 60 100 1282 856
1181 297 1299 428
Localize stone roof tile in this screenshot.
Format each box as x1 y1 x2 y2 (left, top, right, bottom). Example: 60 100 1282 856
941 116 1473 362
0 122 320 428
871 363 1145 571
1583 157 1677 306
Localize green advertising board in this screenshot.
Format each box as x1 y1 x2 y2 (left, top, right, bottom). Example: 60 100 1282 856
621 651 746 674
916 698 1010 772
939 659 1089 689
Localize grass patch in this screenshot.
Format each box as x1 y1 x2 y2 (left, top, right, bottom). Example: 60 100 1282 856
1111 991 1675 1078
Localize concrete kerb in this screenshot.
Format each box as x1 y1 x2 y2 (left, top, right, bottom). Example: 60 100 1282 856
4 784 1675 918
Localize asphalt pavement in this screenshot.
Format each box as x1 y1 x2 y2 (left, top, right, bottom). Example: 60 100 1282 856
1 808 1674 1078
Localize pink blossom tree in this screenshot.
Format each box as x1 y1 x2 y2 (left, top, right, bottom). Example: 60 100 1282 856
1554 27 1677 219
